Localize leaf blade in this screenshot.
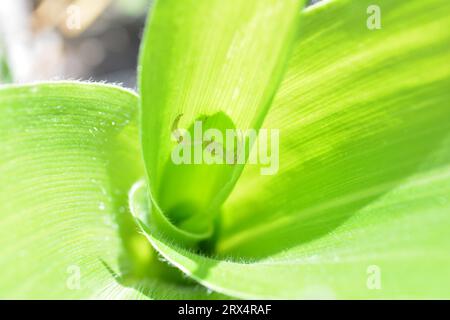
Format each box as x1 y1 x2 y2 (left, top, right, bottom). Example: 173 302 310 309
0 82 221 299
138 0 450 299
139 0 305 239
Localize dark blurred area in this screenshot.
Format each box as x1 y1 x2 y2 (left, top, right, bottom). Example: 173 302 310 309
0 0 319 89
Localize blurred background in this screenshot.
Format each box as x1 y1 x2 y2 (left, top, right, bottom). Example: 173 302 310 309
0 0 152 89
0 0 319 89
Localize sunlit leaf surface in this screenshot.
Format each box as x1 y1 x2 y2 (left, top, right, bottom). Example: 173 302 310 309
135 0 450 299
139 0 305 241
0 82 224 299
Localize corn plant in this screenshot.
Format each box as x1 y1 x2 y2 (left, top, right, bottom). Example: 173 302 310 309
0 0 449 299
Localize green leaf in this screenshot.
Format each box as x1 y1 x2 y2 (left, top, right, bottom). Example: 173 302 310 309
219 0 450 257
139 0 305 241
135 0 450 298
0 82 222 299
